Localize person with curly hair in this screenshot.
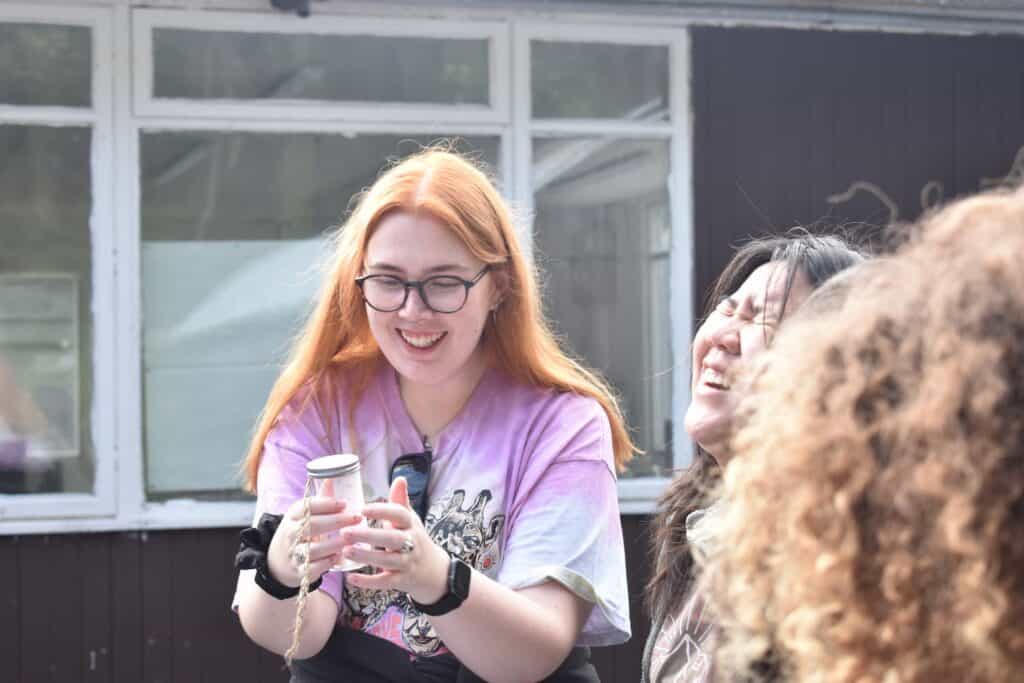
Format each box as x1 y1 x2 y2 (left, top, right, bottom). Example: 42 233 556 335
704 186 1024 683
643 231 865 683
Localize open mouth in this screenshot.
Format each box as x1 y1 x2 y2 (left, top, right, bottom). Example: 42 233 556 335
398 329 447 350
701 367 730 391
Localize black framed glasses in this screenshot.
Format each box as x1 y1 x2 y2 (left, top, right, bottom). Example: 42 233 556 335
355 265 492 314
390 450 432 521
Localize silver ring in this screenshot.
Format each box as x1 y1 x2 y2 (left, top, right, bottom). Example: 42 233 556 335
291 544 308 565
399 538 415 554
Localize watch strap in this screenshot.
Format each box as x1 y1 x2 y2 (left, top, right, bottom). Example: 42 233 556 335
411 557 470 616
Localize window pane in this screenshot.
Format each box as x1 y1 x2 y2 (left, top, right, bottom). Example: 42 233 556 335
532 138 673 477
0 23 91 107
0 125 93 495
153 29 489 105
531 41 668 120
141 133 499 498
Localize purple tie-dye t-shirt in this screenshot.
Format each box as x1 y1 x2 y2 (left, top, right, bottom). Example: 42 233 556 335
233 362 631 656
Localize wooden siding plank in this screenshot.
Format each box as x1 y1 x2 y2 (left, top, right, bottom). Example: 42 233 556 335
19 535 83 682
170 531 201 683
0 536 21 683
193 529 231 683
80 533 113 682
141 531 175 683
111 532 144 683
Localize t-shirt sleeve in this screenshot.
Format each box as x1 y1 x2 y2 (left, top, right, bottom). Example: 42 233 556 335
495 398 631 647
231 399 344 613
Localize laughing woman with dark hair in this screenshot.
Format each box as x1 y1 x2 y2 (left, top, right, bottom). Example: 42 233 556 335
642 231 864 683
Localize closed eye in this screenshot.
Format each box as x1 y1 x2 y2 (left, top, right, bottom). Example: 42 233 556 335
371 275 405 290
426 277 464 290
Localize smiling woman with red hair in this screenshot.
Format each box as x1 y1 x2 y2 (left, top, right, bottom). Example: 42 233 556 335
233 147 634 682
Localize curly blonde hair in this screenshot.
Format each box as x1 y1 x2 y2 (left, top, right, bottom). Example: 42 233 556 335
703 186 1024 683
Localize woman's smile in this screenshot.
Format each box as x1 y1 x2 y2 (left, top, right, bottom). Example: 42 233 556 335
697 366 731 392
397 328 448 351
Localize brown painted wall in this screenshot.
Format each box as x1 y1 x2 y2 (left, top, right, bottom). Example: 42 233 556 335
691 26 1024 313
0 516 652 683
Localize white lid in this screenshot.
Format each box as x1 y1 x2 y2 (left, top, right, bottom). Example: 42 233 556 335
306 453 360 478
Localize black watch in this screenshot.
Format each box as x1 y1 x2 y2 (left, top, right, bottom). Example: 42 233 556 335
411 557 471 616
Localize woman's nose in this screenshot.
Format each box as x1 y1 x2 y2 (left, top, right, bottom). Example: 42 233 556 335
709 322 740 354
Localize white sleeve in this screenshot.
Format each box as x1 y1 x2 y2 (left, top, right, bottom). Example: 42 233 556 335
496 459 631 647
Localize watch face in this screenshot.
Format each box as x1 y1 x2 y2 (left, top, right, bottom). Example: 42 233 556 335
451 558 472 600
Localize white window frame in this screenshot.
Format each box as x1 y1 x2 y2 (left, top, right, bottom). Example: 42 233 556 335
1 4 697 533
4 0 1022 533
132 9 511 125
0 4 117 522
512 23 694 513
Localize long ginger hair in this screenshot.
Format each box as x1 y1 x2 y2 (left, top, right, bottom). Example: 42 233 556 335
243 147 635 491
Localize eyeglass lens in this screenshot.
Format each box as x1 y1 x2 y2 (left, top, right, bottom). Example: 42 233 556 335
363 276 468 313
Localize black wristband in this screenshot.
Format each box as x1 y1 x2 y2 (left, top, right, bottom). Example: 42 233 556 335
236 513 323 600
255 559 322 600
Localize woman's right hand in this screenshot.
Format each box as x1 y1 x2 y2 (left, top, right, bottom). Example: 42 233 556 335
266 497 363 588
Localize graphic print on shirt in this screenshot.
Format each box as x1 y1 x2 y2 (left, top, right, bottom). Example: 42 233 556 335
650 593 714 683
343 488 506 655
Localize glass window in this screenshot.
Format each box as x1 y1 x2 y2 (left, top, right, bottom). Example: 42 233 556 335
140 133 499 498
531 41 669 120
532 137 673 477
0 23 91 107
152 29 489 105
0 125 94 495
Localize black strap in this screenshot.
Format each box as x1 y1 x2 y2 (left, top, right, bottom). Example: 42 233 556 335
237 513 323 600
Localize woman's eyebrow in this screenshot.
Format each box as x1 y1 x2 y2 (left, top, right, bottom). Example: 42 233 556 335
364 262 404 273
422 263 471 275
364 262 470 275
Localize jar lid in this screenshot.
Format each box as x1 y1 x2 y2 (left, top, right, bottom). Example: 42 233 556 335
306 453 360 478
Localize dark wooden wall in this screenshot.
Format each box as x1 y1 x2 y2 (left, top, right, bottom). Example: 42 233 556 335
0 517 652 683
691 26 1024 315
5 24 1024 683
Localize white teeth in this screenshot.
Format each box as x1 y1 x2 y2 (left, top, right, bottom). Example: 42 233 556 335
702 367 730 389
399 330 445 348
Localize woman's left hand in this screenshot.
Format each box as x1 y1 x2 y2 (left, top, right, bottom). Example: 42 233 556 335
340 477 450 604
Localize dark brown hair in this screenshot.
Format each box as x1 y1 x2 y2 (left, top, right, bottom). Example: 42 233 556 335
646 229 865 618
